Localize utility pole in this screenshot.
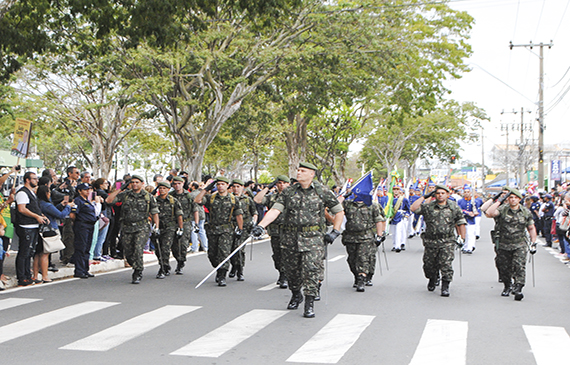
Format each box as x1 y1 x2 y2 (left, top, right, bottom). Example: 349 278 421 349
509 41 553 189
500 108 532 188
500 122 511 187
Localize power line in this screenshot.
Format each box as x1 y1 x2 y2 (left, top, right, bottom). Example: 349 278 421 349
469 63 536 104
552 0 570 40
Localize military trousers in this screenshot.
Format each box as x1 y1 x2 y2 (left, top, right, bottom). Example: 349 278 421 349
122 227 150 272
422 243 455 282
345 241 376 277
496 246 527 285
282 246 324 297
156 226 175 271
207 230 233 273
172 221 191 263
230 226 252 271
270 235 285 274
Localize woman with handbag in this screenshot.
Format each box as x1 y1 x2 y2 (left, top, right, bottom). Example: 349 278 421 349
37 185 74 283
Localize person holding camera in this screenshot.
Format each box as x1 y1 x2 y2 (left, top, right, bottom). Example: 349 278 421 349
106 175 159 284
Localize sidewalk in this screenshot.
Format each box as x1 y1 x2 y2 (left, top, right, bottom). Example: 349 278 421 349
0 235 270 290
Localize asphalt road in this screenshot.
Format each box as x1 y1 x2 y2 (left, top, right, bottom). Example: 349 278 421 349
1 218 569 365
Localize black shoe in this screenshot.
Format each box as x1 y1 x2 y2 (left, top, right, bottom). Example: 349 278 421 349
48 265 59 273
18 279 34 287
236 271 244 281
476 235 480 240
353 276 358 288
304 295 315 318
395 248 401 253
356 274 365 292
365 273 374 286
501 282 512 296
156 269 165 279
164 269 170 276
427 276 437 292
229 266 236 278
277 273 288 288
175 262 184 275
218 272 227 286
287 291 304 310
132 270 142 284
435 276 440 286
400 244 406 251
391 247 396 252
74 274 89 279
513 283 524 301
441 281 450 297
86 272 95 278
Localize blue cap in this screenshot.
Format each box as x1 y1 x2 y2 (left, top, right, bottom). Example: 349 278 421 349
76 183 92 191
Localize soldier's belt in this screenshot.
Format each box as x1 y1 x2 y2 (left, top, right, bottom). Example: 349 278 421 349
424 233 454 240
282 224 322 233
345 227 375 234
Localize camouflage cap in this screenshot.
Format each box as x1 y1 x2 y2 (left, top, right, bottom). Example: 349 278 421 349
434 184 450 193
215 176 230 184
131 174 145 183
276 175 291 183
172 176 184 182
157 181 171 188
299 161 318 171
507 187 523 199
231 178 244 186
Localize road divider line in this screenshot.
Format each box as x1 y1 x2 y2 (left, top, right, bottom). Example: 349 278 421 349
523 325 570 365
257 283 277 291
171 309 287 357
328 255 346 262
60 305 201 351
287 314 375 363
0 298 41 311
0 301 119 344
409 319 468 365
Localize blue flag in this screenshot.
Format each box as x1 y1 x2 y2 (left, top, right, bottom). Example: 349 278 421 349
350 171 374 206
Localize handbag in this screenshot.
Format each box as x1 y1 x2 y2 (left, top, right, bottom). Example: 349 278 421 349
40 224 65 253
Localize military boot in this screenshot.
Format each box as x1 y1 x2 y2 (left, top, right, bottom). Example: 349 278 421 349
228 265 237 278
132 270 143 284
427 276 437 292
156 268 165 279
314 282 322 301
236 267 244 281
356 274 365 292
303 295 315 318
353 275 358 288
175 261 184 275
217 271 227 287
512 283 524 301
287 290 303 310
278 272 288 289
501 281 512 296
365 274 374 286
441 280 450 297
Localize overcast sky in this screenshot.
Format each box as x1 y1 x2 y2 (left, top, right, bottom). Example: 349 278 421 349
447 0 570 165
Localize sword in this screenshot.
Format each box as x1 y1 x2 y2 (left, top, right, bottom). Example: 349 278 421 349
376 247 383 276
458 245 463 277
195 235 254 289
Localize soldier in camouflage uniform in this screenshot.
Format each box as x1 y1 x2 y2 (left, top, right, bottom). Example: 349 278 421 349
155 181 184 279
486 187 537 300
106 175 159 284
170 176 195 274
338 191 386 292
228 179 258 281
253 175 291 288
253 162 344 318
194 176 243 287
410 184 466 297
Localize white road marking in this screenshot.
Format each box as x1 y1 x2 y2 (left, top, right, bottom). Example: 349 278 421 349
287 314 375 363
257 283 278 291
523 325 570 365
0 301 119 344
60 305 200 351
0 298 41 311
409 319 468 365
171 309 288 357
328 255 346 262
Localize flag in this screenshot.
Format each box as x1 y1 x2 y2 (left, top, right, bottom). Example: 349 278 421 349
338 178 353 197
349 171 374 206
384 170 400 218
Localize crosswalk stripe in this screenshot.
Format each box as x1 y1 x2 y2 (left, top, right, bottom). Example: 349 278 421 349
60 305 201 351
0 301 119 344
523 325 570 365
171 309 288 357
409 319 468 365
287 314 375 364
328 255 346 262
257 283 277 291
0 298 41 311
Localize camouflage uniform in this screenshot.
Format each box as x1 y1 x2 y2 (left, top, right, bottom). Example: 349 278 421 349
156 195 183 272
169 190 194 264
261 192 286 276
201 192 243 275
230 194 257 273
495 204 534 285
112 190 159 273
416 200 466 282
272 182 343 297
342 200 386 278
